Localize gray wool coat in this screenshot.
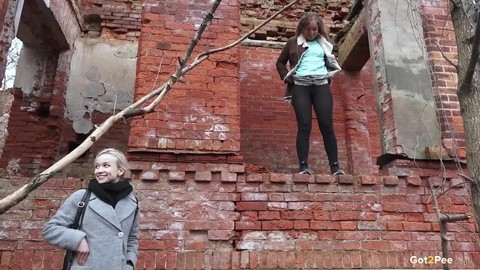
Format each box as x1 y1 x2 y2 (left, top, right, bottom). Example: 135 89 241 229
43 189 139 270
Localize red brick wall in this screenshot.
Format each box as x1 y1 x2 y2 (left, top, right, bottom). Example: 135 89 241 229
0 160 478 269
239 46 379 174
0 1 477 270
55 111 132 178
365 0 464 160
129 0 241 154
0 0 83 175
240 0 351 40
420 0 465 158
0 54 65 174
364 0 397 155
79 0 142 40
50 0 81 45
336 62 382 174
239 45 298 172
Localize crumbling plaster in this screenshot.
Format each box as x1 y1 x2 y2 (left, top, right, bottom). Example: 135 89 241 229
0 91 13 158
66 38 137 134
13 46 46 96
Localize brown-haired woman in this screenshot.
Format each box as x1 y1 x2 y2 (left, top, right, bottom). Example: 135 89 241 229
276 12 345 175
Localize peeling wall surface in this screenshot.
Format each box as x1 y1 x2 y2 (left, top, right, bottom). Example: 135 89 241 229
13 46 45 96
66 38 137 134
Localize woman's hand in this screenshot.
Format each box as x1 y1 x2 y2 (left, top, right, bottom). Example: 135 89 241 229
284 76 294 84
76 238 90 265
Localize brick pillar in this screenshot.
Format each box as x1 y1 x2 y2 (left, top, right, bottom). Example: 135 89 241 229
339 67 380 175
420 0 465 159
130 1 241 157
366 0 441 163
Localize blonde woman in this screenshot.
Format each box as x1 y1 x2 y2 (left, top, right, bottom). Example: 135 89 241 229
43 148 139 270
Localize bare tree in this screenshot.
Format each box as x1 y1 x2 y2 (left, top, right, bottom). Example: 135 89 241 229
0 0 301 214
1 37 21 90
450 1 480 230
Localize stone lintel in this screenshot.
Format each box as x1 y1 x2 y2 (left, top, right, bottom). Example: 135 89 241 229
337 8 369 71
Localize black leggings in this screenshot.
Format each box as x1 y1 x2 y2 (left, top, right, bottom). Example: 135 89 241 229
292 83 338 165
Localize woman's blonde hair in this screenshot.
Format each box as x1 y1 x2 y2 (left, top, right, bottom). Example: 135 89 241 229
295 12 328 40
95 148 129 177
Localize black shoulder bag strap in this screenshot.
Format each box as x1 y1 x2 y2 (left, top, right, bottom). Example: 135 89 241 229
71 189 92 229
63 189 91 270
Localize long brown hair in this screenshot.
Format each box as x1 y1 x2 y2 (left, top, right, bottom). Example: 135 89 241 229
295 12 328 40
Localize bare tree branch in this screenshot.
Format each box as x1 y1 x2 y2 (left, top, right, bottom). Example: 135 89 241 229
196 0 300 59
460 10 480 93
141 0 302 113
427 180 450 270
0 0 301 214
434 40 458 71
458 172 477 183
440 213 471 222
427 179 472 270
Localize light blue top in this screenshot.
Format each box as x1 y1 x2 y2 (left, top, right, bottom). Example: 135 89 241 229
295 41 328 76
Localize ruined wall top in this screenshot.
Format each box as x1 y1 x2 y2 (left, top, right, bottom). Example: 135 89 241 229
240 0 353 42
78 0 142 40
